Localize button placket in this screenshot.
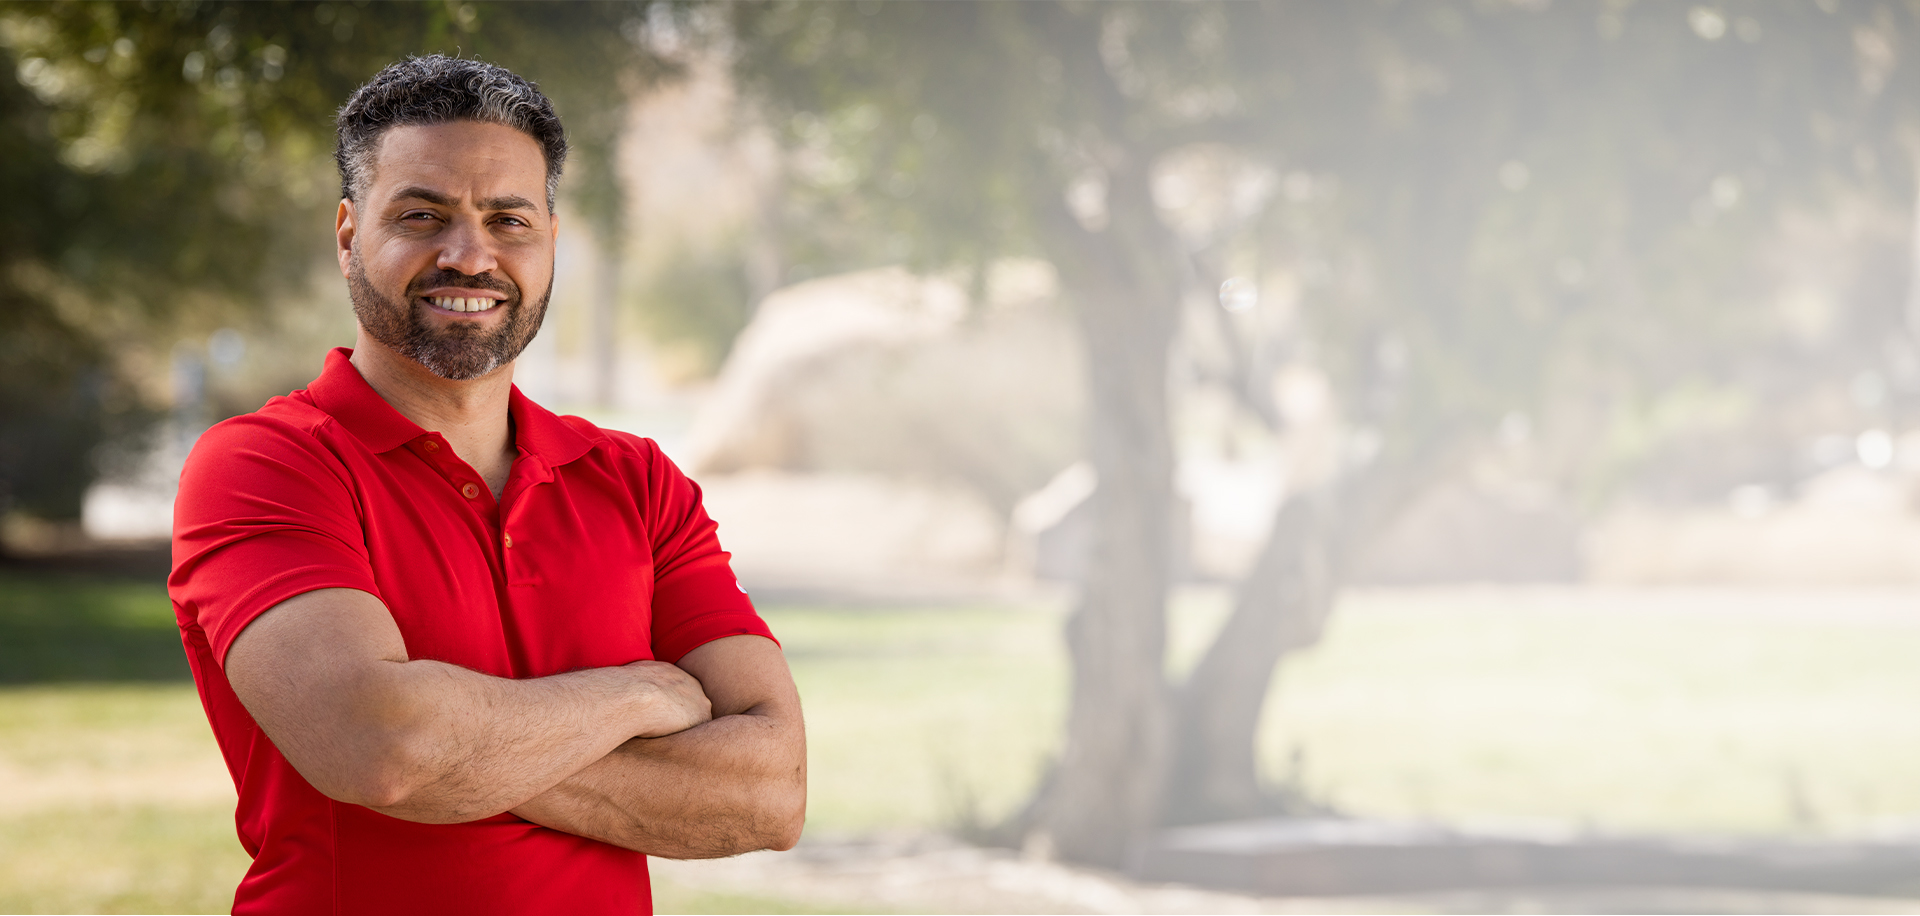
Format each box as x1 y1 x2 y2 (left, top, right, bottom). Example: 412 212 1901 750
500 486 540 582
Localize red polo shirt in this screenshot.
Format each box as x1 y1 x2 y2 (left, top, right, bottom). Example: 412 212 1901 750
170 348 773 915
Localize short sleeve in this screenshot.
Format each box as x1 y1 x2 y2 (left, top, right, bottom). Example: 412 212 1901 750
169 413 382 667
626 436 776 664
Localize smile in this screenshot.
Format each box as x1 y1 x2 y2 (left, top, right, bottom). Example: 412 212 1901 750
426 296 501 313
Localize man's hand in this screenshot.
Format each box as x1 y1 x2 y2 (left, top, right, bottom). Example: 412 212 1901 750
224 588 706 824
511 635 806 858
625 659 712 737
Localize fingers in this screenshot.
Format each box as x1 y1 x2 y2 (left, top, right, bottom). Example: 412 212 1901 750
627 660 713 738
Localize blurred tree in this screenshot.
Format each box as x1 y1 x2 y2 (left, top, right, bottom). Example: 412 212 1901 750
728 0 1885 865
0 1 680 534
1834 4 1920 431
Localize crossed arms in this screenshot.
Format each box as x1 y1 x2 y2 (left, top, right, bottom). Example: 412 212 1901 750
223 587 805 858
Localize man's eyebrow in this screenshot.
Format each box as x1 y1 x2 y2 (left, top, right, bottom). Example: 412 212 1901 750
389 187 540 212
390 186 456 207
478 194 539 212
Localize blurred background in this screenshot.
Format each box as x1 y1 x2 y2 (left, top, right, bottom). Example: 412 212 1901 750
10 1 1920 912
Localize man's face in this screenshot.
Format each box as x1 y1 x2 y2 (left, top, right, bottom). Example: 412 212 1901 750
336 120 557 381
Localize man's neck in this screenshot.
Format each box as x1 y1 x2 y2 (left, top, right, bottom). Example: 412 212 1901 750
349 329 518 497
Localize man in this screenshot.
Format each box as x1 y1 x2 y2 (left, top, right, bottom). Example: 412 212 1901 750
169 56 804 915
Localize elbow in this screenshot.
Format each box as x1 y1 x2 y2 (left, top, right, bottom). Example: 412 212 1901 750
698 773 804 856
759 811 803 852
311 733 463 820
336 773 485 824
764 818 803 852
337 783 412 811
321 750 423 811
759 777 807 852
337 761 419 810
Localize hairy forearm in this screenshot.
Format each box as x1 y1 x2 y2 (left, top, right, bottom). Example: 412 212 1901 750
513 709 805 857
511 637 807 858
349 660 673 824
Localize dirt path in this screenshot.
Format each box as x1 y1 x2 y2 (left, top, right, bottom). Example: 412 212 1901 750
650 833 1920 915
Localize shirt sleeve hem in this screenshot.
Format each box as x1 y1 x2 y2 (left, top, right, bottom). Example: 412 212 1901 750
652 616 779 665
208 568 383 667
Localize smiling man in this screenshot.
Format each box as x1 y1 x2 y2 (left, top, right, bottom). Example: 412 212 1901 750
168 56 804 915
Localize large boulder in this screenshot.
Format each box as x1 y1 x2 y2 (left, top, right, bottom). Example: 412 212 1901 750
682 261 1083 518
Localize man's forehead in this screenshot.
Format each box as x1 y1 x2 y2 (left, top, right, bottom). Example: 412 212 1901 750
368 120 547 204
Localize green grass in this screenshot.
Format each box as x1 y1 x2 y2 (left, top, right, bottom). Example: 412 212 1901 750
0 802 248 915
0 571 186 682
1257 588 1920 835
0 683 222 777
767 604 1068 836
10 570 1920 911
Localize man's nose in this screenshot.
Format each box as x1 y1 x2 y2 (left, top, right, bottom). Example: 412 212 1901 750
436 218 499 277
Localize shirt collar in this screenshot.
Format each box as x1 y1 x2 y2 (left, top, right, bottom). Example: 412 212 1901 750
509 385 597 468
306 347 422 453
307 346 598 468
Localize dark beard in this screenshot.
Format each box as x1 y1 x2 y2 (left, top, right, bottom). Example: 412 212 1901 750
348 253 550 381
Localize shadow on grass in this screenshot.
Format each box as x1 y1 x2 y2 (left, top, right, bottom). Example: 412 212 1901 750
0 565 188 683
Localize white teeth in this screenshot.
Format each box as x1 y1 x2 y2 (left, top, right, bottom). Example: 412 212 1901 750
428 297 498 313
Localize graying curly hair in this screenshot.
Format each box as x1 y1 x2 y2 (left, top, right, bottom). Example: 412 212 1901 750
335 55 567 211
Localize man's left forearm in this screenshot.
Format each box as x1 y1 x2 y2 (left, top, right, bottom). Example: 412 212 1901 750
509 635 806 857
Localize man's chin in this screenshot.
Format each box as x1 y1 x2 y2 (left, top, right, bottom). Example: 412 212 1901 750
411 347 508 381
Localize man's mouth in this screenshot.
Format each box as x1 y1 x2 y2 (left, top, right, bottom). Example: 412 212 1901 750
425 296 502 314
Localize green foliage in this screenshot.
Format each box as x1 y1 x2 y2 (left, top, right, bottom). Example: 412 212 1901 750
729 1 1900 481
0 1 676 521
0 297 147 520
632 239 755 377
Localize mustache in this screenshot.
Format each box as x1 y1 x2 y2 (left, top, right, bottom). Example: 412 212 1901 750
406 269 518 299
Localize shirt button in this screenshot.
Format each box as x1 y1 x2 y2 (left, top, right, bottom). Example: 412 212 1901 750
423 440 440 453
503 534 513 549
461 482 480 499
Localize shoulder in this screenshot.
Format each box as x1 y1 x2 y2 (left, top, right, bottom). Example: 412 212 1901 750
183 393 351 487
558 415 671 467
194 392 336 453
211 391 333 437
551 416 710 507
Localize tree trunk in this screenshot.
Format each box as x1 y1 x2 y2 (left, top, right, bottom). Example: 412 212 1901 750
1163 490 1335 824
591 243 620 409
1903 140 1920 349
1026 155 1185 869
1162 444 1451 826
569 106 629 411
1039 294 1176 867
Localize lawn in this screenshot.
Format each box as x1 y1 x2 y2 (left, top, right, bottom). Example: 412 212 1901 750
6 570 1920 912
1256 587 1920 835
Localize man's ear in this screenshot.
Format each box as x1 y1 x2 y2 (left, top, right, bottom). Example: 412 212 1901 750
335 198 357 278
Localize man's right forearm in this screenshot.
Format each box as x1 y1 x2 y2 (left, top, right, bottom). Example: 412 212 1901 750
225 588 712 825
341 656 702 824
